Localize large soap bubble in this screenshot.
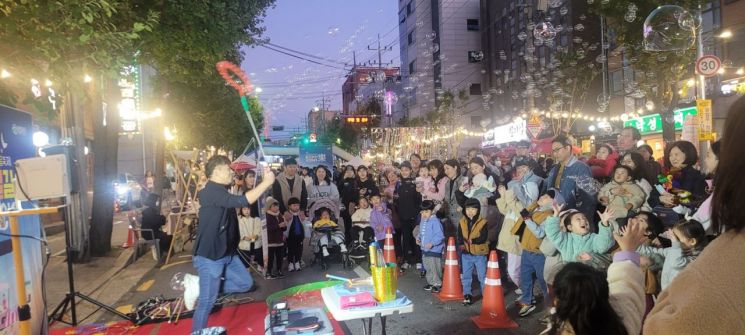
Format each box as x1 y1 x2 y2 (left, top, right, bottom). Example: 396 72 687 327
643 5 696 52
534 22 557 41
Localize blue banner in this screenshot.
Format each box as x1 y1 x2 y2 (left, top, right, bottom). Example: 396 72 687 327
298 145 334 168
0 104 44 334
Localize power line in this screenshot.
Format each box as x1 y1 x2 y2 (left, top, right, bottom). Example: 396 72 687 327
259 44 350 70
264 42 351 66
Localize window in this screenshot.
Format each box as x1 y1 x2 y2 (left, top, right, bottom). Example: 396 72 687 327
471 115 482 127
408 30 415 45
409 59 416 75
467 19 479 31
407 1 413 15
399 8 406 24
469 83 482 95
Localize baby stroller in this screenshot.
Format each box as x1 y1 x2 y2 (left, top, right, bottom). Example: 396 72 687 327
347 219 375 266
308 198 353 270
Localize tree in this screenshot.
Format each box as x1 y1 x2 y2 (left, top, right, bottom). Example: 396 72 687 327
590 1 700 141
0 0 275 256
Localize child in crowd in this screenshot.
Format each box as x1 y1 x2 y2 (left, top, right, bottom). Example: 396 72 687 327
588 143 618 183
542 221 647 335
238 206 263 272
458 198 489 306
369 193 393 245
510 189 565 317
417 200 445 293
284 197 306 272
464 165 496 199
264 197 287 279
637 219 708 290
544 206 616 263
313 208 347 256
415 165 436 201
351 196 372 225
599 165 646 218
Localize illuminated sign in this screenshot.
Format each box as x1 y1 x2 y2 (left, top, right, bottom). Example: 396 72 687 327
481 119 528 147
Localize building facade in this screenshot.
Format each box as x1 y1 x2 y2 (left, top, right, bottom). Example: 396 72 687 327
397 0 486 128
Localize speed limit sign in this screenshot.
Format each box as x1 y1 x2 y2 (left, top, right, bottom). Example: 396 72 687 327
696 55 721 77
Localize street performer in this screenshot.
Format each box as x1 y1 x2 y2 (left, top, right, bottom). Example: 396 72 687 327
187 155 274 332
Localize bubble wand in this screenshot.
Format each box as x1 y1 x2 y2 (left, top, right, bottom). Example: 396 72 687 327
217 61 270 267
216 61 265 166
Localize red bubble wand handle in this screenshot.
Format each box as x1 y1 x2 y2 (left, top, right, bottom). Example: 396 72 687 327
216 61 265 161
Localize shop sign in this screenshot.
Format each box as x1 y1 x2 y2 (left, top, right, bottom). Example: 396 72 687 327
696 99 714 141
481 119 528 148
623 107 697 135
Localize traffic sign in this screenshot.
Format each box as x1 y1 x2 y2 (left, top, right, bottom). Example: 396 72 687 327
696 55 721 77
527 115 542 138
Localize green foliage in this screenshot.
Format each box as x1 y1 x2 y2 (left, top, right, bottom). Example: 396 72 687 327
319 116 357 154
0 0 158 81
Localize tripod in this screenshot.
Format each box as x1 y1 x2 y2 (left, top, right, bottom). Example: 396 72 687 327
48 206 131 325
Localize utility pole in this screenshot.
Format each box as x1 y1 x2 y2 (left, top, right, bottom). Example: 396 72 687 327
367 33 395 128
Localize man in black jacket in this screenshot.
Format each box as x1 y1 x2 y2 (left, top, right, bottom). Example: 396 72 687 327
188 155 274 333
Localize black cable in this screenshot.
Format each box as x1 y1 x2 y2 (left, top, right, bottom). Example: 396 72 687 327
12 163 38 209
259 45 350 71
265 42 350 66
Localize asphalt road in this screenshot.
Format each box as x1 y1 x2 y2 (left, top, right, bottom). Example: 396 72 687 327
111 241 547 334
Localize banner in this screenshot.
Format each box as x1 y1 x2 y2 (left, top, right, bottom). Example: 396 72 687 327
481 119 528 148
0 104 44 335
298 145 333 168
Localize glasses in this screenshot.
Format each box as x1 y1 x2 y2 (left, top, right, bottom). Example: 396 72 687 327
551 145 567 153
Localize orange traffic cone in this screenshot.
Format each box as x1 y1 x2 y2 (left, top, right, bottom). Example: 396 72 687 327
382 227 399 274
436 237 463 301
122 225 137 248
471 250 518 329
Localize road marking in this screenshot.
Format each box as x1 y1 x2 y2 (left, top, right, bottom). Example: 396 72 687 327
114 220 124 225
115 304 133 314
160 259 192 271
137 279 154 292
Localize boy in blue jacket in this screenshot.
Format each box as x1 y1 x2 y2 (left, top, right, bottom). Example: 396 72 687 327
418 200 445 293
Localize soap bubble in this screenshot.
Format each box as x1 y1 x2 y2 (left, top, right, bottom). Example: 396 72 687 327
628 3 638 13
171 272 186 291
560 7 569 15
327 27 340 35
587 0 594 3
579 14 587 21
534 22 557 41
573 36 583 44
416 20 425 28
574 23 585 32
625 12 637 22
548 0 564 8
601 0 609 4
425 31 437 41
430 43 440 53
596 54 607 63
643 5 696 52
518 31 528 41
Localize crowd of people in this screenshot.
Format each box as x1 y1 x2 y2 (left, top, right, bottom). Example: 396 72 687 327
184 97 745 334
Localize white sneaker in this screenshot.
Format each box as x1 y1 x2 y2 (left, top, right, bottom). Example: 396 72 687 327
295 262 302 270
322 246 330 257
340 244 348 253
183 273 200 311
288 262 296 272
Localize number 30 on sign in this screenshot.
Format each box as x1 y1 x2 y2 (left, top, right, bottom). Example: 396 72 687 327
696 55 721 77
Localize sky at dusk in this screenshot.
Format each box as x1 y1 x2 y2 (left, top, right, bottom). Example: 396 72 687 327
241 0 401 141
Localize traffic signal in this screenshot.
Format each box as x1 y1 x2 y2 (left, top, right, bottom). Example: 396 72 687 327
344 115 370 124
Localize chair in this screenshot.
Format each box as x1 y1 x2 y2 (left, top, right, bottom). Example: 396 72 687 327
128 213 162 264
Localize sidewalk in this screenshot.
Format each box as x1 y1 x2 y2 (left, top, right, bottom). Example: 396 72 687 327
45 210 160 329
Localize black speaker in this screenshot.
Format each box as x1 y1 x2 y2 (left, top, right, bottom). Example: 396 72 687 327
42 144 80 194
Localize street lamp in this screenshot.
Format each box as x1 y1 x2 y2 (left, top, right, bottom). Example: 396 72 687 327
32 131 49 147
718 30 733 39
255 87 263 93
